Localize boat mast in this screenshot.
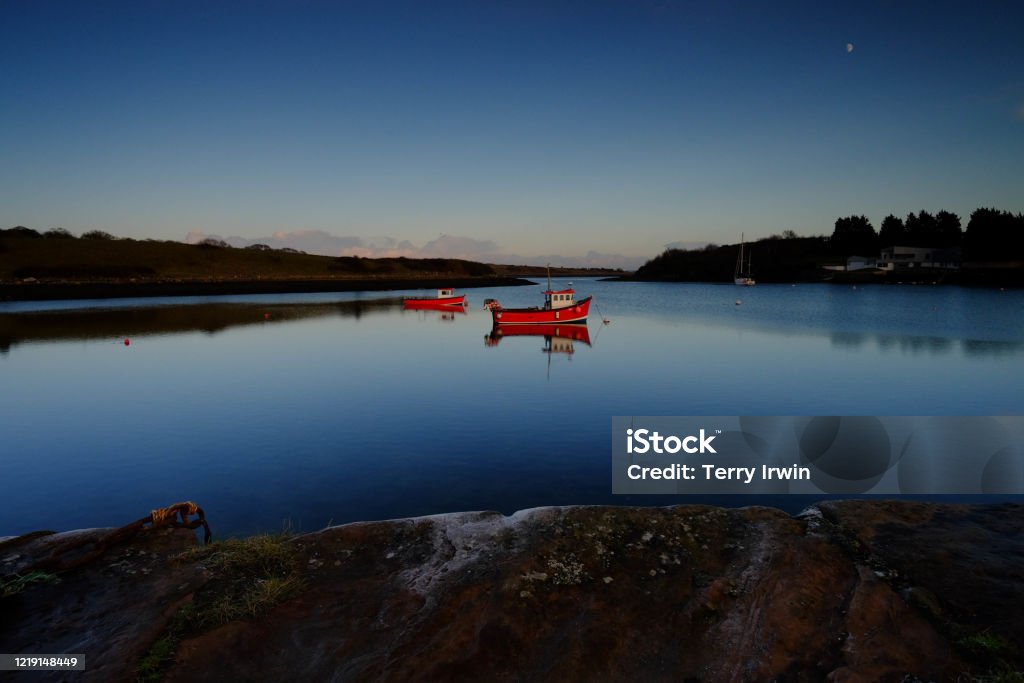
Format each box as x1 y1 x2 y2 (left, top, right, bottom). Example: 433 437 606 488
735 235 743 279
737 233 750 277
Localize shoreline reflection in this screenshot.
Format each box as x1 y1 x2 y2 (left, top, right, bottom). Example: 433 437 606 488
0 298 401 353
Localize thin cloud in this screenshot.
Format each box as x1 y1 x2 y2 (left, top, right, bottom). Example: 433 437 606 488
418 234 501 259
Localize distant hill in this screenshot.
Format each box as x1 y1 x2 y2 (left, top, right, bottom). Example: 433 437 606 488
629 236 834 283
0 228 477 281
0 227 624 300
0 228 621 283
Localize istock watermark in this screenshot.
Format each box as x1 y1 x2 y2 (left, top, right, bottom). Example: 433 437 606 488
611 416 1024 495
625 428 718 454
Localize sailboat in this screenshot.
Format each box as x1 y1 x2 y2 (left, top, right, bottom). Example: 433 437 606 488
734 233 756 286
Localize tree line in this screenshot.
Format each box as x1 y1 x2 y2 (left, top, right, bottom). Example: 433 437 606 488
0 225 117 240
831 208 1024 262
0 226 305 254
631 206 1022 284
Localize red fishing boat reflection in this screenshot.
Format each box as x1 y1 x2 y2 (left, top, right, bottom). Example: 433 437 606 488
485 323 591 351
403 300 467 321
486 323 591 378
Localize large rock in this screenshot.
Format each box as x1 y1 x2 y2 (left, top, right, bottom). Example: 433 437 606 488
0 527 205 682
2 502 1022 682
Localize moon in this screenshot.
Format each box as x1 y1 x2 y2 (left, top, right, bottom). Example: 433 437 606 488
846 42 854 53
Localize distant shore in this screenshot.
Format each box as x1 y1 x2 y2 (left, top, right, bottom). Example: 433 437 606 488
614 266 1024 288
0 231 624 302
0 276 536 302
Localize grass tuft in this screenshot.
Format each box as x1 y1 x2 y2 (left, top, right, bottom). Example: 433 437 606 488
0 571 60 598
958 630 1023 683
136 533 303 681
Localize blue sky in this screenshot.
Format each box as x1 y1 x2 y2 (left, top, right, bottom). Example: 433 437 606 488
2 0 1022 267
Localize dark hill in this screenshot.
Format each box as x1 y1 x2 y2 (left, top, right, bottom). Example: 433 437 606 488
0 230 620 300
631 236 834 283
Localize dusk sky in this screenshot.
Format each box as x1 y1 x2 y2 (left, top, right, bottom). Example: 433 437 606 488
3 1 1022 267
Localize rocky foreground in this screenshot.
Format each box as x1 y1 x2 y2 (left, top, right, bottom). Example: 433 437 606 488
2 501 1022 682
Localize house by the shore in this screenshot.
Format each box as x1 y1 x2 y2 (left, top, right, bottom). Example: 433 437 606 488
878 245 961 271
827 247 961 272
845 255 878 271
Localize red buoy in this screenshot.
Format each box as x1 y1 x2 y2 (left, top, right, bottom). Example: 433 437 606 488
124 338 130 346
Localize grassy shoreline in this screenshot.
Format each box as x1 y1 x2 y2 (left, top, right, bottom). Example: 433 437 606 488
0 231 627 301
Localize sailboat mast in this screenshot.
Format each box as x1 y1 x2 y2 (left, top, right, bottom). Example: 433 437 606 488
735 234 743 279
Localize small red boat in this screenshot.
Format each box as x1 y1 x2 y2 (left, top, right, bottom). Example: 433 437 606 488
483 272 591 324
403 288 466 308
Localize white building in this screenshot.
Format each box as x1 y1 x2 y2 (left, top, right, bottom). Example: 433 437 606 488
878 246 960 271
846 255 878 271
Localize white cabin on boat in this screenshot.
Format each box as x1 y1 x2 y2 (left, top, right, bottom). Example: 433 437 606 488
544 288 576 310
437 288 456 298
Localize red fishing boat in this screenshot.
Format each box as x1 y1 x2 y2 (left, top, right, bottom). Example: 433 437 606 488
403 288 466 308
483 271 591 324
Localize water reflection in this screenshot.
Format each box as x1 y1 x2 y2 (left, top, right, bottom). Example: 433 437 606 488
874 334 955 355
485 323 592 350
2 281 1022 537
961 339 1024 357
0 298 400 353
833 332 1023 357
829 332 870 350
485 323 593 379
402 300 468 322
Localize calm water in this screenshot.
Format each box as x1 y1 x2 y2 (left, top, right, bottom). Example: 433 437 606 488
2 280 1023 537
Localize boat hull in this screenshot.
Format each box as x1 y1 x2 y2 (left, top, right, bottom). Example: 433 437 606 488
403 295 466 307
490 296 591 324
